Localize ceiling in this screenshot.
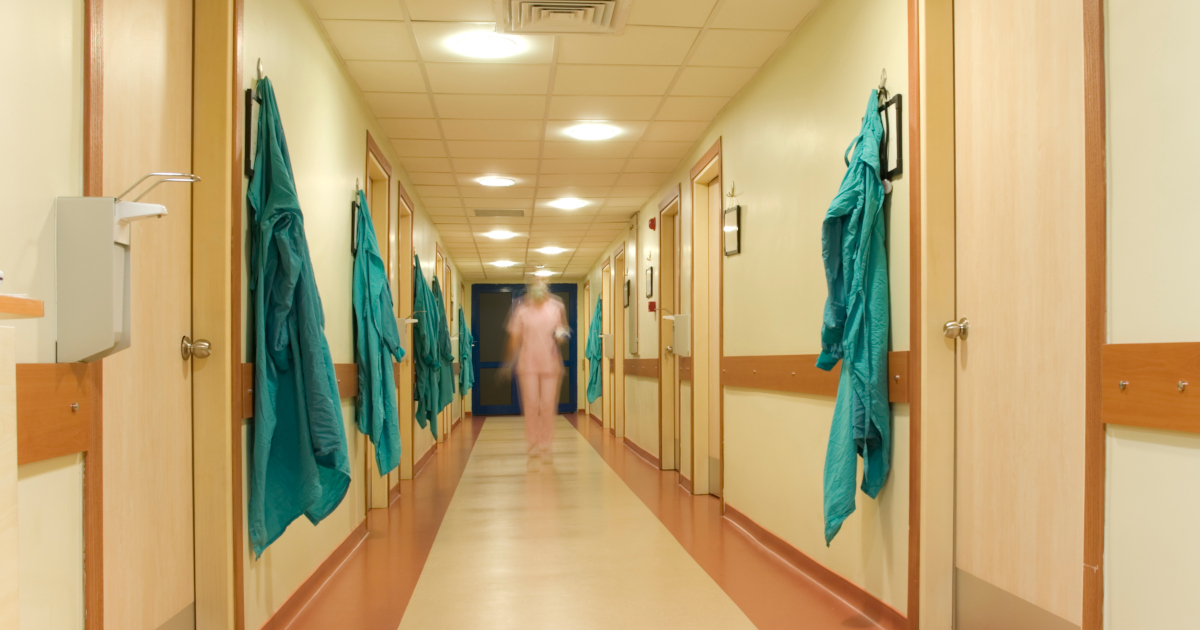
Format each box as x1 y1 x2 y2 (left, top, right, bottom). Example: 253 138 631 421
305 0 819 281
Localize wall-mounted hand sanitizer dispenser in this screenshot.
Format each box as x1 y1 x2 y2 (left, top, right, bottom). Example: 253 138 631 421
56 197 169 363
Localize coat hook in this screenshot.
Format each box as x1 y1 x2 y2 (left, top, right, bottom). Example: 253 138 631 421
1179 381 1189 392
879 68 887 91
726 182 739 198
257 58 264 82
1118 380 1128 391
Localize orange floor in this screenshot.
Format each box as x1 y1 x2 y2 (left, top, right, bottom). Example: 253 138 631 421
283 415 891 629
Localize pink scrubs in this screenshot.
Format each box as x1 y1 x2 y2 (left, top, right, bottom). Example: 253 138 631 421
507 297 567 454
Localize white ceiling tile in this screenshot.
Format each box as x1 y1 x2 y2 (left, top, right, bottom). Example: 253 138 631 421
625 158 678 173
433 216 470 224
412 22 554 64
453 157 540 174
689 29 790 68
415 185 460 198
671 66 757 97
405 0 494 21
456 185 535 199
539 159 626 174
553 65 677 96
401 156 452 172
380 118 441 139
365 92 434 117
541 142 634 160
617 172 668 186
534 197 606 209
710 0 821 31
435 94 546 119
605 197 652 207
537 187 612 198
392 139 446 158
324 21 416 60
656 96 730 121
558 26 699 65
309 0 405 20
410 172 459 186
424 206 465 215
441 119 544 141
632 141 692 159
423 197 464 207
611 185 662 197
464 197 535 209
446 141 540 159
546 120 647 142
345 60 424 92
548 96 660 121
643 120 708 142
537 173 619 187
426 63 551 95
625 0 720 28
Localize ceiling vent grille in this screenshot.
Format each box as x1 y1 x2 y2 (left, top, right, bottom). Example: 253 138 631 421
474 209 526 217
497 0 630 34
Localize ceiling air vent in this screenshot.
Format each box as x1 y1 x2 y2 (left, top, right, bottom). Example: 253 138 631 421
496 0 631 34
474 209 526 218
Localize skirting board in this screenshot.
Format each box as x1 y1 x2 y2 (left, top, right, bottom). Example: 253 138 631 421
259 519 368 630
623 437 660 468
724 505 906 630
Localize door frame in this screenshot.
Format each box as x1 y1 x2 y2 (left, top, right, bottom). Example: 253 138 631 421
688 139 721 498
364 132 392 510
657 185 681 471
396 188 415 481
601 258 612 430
613 245 626 438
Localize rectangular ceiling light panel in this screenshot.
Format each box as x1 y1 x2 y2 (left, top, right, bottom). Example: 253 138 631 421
498 0 630 34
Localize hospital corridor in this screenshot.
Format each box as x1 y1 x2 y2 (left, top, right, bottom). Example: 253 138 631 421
0 0 1194 628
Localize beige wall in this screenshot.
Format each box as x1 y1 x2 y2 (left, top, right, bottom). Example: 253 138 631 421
240 0 460 624
1105 0 1200 627
581 0 911 611
0 0 87 626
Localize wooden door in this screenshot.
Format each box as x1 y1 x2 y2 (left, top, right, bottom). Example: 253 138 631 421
365 147 390 509
102 0 196 626
953 0 1086 627
613 248 626 438
397 200 415 480
659 201 680 471
601 262 612 429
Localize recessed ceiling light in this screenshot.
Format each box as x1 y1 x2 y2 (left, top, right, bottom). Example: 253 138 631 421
549 198 588 210
484 230 518 240
537 246 567 255
477 176 516 187
533 270 555 277
448 32 525 59
564 122 621 141
492 260 518 268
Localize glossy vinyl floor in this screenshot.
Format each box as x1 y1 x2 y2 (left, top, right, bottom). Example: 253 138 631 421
287 415 892 629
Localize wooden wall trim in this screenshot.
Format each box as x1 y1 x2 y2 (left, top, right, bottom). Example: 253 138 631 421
84 0 103 198
689 138 722 181
0 296 45 320
259 519 368 630
232 0 247 624
720 352 910 403
365 131 392 177
1100 343 1200 433
679 357 693 381
725 504 906 630
15 364 97 465
413 443 436 476
623 358 660 378
239 363 363 420
1082 0 1107 627
84 1 104 627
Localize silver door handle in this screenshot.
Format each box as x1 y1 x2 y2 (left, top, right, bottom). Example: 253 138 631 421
181 336 213 360
943 318 969 340
666 345 674 353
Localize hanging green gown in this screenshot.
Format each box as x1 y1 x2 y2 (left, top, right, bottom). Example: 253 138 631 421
585 297 603 403
816 90 892 545
457 306 475 393
246 77 351 557
352 189 404 475
412 256 441 438
432 276 456 411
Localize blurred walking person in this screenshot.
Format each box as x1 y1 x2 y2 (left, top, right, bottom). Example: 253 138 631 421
506 278 570 471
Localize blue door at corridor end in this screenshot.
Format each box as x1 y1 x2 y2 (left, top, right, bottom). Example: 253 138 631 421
471 283 577 416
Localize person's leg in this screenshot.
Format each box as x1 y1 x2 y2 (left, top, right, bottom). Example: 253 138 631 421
518 372 543 468
537 373 561 460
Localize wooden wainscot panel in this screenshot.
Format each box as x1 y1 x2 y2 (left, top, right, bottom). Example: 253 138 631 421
679 357 693 381
721 351 910 403
624 358 660 378
16 363 98 464
240 363 360 420
1102 342 1200 433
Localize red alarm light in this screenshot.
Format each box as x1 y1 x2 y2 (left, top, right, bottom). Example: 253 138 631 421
648 301 656 312
649 217 656 230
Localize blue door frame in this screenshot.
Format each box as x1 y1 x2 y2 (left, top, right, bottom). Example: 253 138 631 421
472 283 578 416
